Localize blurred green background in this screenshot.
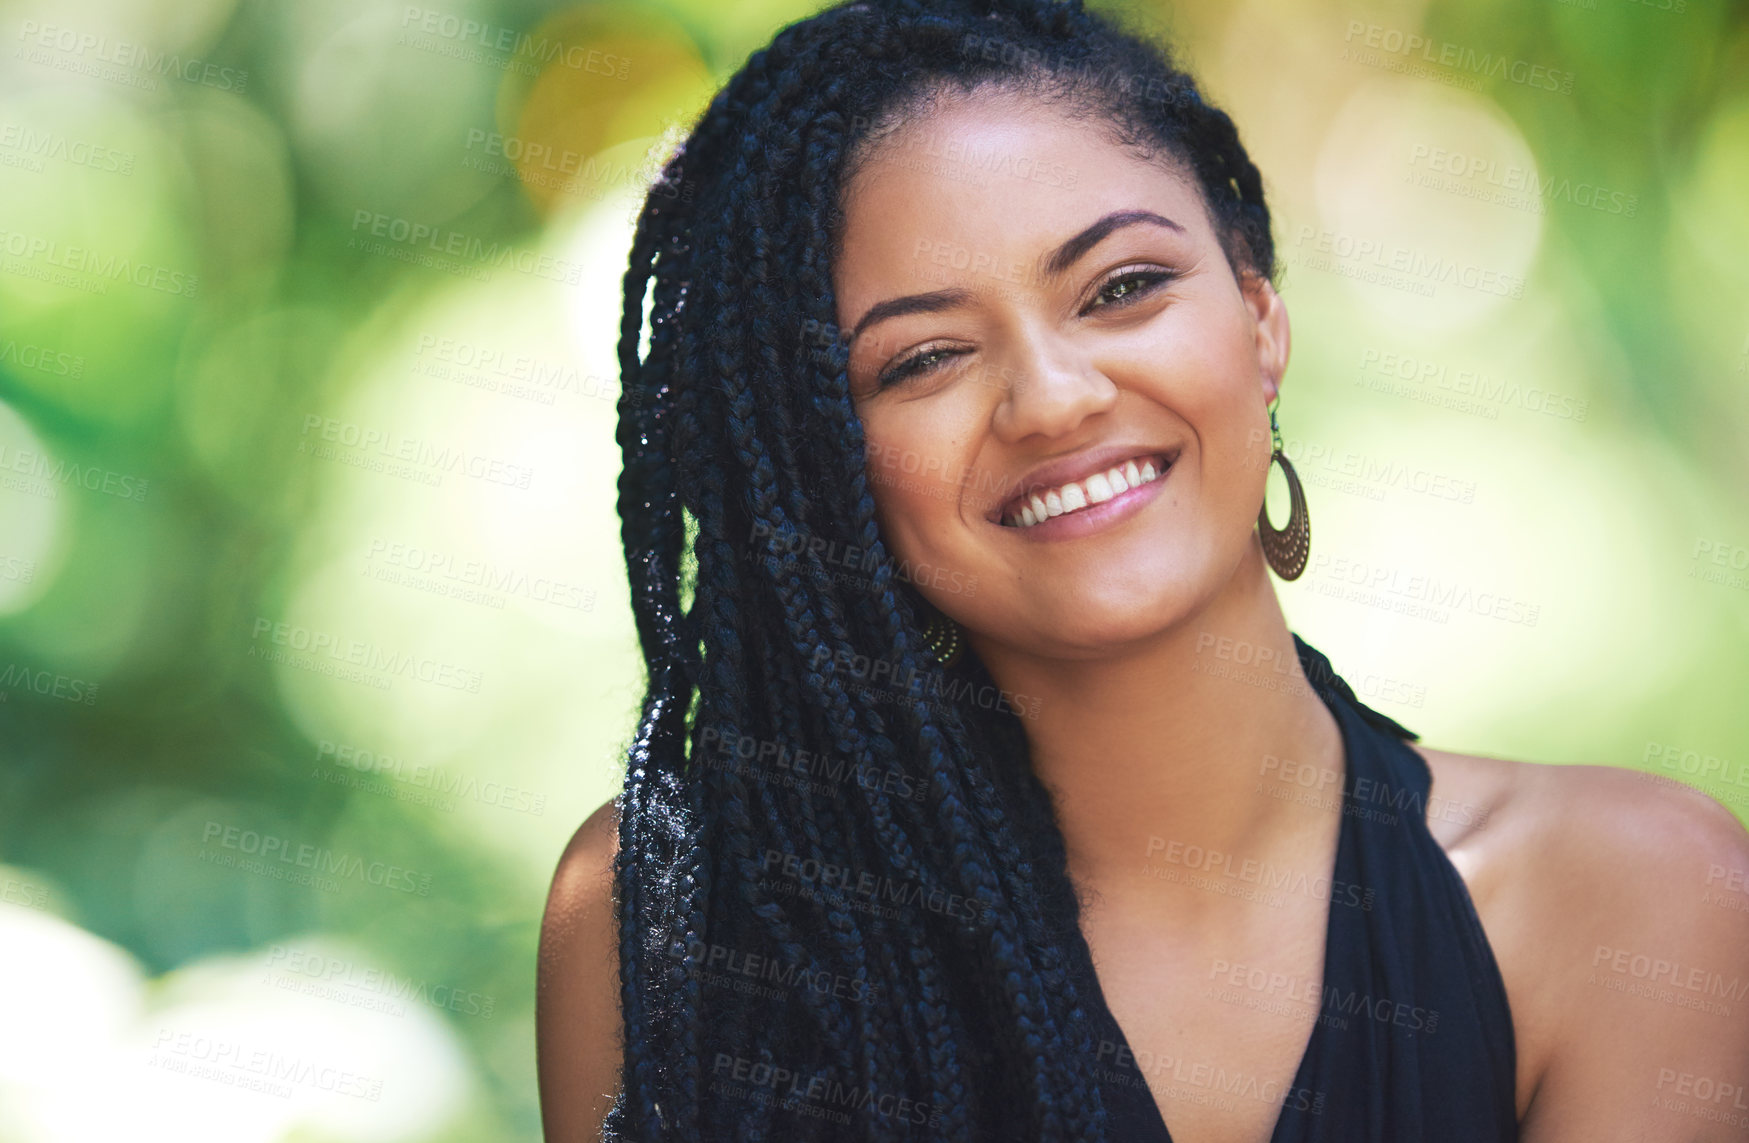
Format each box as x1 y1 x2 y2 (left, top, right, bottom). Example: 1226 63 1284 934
0 0 1745 1138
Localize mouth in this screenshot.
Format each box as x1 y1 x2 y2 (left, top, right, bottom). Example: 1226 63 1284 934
992 447 1180 529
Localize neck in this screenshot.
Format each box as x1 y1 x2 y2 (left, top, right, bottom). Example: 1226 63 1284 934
970 545 1345 905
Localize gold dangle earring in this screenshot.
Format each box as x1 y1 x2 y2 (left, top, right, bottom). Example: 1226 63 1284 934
1257 400 1310 580
920 607 964 668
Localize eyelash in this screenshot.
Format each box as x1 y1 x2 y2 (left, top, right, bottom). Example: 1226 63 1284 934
874 267 1176 389
1084 267 1175 313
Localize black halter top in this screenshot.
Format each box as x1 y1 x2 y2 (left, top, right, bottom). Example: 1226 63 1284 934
1069 634 1519 1142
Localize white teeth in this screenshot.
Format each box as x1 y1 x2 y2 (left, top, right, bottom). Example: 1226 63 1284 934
1003 455 1170 528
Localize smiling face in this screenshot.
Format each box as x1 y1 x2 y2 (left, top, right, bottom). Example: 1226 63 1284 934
832 85 1290 662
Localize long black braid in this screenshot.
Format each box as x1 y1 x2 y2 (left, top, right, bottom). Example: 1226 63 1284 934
605 0 1278 1137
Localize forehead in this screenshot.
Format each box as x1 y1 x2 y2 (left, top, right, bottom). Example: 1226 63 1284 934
832 90 1210 306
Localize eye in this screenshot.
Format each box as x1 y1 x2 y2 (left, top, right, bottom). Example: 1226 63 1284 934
877 344 969 389
1082 268 1175 315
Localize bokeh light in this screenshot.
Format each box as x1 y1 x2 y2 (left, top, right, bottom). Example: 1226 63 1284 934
2 0 1745 1139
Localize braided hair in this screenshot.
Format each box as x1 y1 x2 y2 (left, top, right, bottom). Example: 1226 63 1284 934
605 0 1277 1137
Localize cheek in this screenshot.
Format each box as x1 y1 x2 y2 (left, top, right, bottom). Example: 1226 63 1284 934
861 426 942 548
1197 391 1272 519
1105 311 1271 523
1206 375 1271 471
859 413 981 563
1154 311 1265 449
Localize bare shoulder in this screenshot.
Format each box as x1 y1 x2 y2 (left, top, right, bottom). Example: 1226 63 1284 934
1414 744 1749 872
1519 757 1749 865
537 796 624 1143
1489 757 1749 928
1415 745 1749 1140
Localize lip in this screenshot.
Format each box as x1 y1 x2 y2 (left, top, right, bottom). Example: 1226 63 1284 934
986 444 1180 525
998 453 1175 541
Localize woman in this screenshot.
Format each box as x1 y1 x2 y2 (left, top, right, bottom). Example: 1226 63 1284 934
538 0 1749 1139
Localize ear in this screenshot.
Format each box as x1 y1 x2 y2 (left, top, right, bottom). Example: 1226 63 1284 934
1238 271 1290 405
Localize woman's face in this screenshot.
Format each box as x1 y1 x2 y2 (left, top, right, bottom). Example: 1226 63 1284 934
831 88 1290 661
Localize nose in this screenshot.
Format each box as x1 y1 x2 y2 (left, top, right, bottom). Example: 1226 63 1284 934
988 324 1118 443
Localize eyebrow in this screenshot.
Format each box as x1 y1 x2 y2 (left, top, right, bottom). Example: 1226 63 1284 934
848 208 1184 344
849 288 973 344
1042 209 1183 277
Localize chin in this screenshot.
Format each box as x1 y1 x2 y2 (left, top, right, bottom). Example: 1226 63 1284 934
1024 592 1202 656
